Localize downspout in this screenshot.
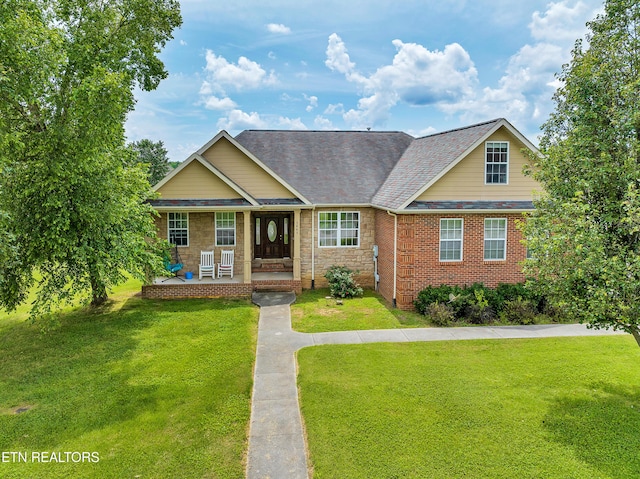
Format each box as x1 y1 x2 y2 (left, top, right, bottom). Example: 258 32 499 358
311 207 316 289
387 210 398 308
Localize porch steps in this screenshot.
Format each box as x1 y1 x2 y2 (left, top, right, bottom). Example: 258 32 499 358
252 259 293 273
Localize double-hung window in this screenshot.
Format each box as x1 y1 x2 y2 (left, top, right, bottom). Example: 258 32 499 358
484 218 507 260
485 141 509 184
440 219 463 261
168 212 189 246
318 212 360 247
215 212 236 246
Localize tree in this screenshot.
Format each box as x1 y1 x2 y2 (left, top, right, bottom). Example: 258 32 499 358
129 138 172 185
521 0 640 346
0 0 181 317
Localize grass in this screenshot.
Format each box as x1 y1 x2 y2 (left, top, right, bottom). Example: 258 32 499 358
298 335 640 479
291 288 427 333
0 279 258 479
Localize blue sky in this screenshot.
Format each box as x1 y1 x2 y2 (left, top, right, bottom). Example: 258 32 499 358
125 0 604 162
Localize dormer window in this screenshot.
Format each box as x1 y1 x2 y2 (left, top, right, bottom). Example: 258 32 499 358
485 141 509 184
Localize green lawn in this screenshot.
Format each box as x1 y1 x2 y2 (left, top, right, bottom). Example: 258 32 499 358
298 335 640 479
291 289 427 332
0 279 258 479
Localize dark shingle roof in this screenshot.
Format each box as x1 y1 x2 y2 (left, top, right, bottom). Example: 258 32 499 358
406 200 534 210
234 130 414 204
372 119 503 209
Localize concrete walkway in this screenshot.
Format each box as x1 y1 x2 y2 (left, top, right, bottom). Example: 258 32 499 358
246 292 625 479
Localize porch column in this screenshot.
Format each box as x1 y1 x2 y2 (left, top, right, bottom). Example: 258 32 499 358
293 209 301 281
243 211 252 283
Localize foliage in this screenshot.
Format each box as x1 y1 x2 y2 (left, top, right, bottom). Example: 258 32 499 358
425 302 455 327
519 0 640 345
414 282 555 325
0 0 181 319
129 138 172 185
324 265 363 299
499 298 538 325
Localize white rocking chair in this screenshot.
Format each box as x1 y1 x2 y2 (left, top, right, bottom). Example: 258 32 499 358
217 250 234 279
199 250 215 279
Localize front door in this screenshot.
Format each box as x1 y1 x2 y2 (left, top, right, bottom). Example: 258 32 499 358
255 214 291 259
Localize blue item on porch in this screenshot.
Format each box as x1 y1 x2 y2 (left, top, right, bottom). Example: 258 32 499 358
185 271 193 280
162 245 185 282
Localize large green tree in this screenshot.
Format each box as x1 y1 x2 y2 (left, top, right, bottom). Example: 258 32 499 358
522 0 640 345
0 0 181 316
129 138 172 185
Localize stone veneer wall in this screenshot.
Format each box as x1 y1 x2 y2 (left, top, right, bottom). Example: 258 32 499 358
299 208 376 289
156 212 245 277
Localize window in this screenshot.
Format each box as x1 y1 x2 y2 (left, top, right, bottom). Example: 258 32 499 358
168 212 188 246
318 211 360 247
215 212 236 246
440 219 463 261
485 141 509 184
484 218 507 260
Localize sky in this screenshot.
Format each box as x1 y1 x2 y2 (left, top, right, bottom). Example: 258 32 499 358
124 0 605 162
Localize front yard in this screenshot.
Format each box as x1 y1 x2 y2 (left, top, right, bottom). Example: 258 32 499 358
0 279 258 479
298 335 640 478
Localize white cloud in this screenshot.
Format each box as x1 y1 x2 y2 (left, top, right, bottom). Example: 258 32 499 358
325 33 478 128
304 94 318 112
204 50 277 91
529 1 595 43
443 0 598 134
268 51 277 60
314 115 335 130
266 23 292 34
324 103 344 115
216 110 268 132
277 117 308 129
204 95 237 111
179 39 187 46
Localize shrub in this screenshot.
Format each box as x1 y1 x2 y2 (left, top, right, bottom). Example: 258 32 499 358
324 265 363 298
414 285 463 315
463 289 496 324
499 298 538 325
426 302 455 327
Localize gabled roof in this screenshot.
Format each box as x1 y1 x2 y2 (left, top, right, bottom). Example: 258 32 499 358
153 153 260 206
197 130 311 205
371 118 538 210
234 130 414 204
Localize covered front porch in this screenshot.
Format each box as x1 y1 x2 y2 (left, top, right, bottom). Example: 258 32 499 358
141 208 304 300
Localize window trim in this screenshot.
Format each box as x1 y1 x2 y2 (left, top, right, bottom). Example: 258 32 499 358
485 141 509 185
215 212 236 247
439 218 463 262
318 211 360 248
168 212 189 247
484 217 507 261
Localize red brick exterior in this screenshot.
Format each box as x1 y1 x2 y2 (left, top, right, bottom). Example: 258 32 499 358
375 211 528 310
141 280 302 300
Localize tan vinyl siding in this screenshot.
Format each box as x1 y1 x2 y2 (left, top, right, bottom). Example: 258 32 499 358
201 137 296 199
157 160 240 199
417 127 541 201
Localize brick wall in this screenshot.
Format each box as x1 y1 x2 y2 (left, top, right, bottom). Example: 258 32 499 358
299 208 376 289
377 212 528 310
142 282 253 299
374 209 396 303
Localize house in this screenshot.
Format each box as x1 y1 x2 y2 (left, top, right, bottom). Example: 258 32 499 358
142 118 541 310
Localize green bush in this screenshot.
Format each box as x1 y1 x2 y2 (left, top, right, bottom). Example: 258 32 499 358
499 297 538 325
324 265 363 298
414 282 553 325
414 285 463 315
426 302 455 326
